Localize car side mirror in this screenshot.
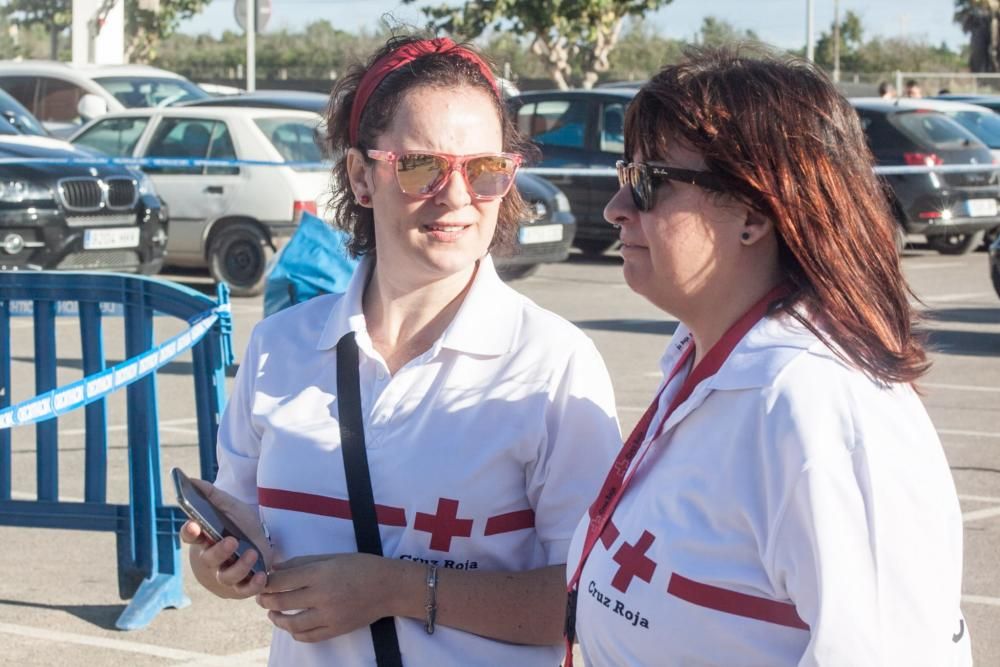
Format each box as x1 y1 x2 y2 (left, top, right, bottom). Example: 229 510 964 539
77 94 108 122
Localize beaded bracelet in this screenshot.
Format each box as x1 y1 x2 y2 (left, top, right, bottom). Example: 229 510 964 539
424 562 439 635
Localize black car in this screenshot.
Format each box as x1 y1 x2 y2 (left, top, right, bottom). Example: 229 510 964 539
184 89 577 278
0 136 167 273
990 233 1000 298
852 98 1000 254
509 89 637 256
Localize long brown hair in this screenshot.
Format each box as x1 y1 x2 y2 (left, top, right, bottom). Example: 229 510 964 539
627 45 928 384
325 34 535 257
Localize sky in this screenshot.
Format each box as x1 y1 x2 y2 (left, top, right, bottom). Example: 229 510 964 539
179 0 969 52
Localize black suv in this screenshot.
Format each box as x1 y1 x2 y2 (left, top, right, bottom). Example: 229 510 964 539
0 136 167 273
509 89 637 256
852 98 1000 254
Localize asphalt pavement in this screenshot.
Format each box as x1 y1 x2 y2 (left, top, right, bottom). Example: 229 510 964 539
0 244 997 665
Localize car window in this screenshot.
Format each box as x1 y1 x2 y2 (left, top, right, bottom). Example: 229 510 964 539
73 117 150 156
206 121 239 175
145 118 238 175
600 102 626 154
36 77 87 123
94 77 208 108
0 77 38 114
949 110 1000 149
254 117 325 165
858 111 911 154
891 111 983 151
517 99 588 149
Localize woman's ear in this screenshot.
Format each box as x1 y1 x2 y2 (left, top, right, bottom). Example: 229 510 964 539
740 210 773 245
346 148 373 207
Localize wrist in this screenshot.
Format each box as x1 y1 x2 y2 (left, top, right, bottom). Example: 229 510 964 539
384 558 426 619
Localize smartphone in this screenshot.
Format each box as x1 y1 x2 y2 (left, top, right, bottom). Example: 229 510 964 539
171 467 269 576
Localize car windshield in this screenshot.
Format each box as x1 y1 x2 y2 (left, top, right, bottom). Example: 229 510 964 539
0 90 48 136
948 110 1000 149
94 77 209 108
890 111 985 151
254 116 327 166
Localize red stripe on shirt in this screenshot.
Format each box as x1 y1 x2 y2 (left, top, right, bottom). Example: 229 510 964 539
257 487 407 527
667 573 809 631
484 509 535 535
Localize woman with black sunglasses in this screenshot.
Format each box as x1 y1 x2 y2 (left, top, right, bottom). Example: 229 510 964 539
565 47 971 666
179 35 622 666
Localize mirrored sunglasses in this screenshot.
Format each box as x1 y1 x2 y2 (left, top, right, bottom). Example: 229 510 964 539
368 150 522 200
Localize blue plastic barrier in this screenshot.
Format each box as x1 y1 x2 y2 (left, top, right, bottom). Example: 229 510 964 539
0 271 234 630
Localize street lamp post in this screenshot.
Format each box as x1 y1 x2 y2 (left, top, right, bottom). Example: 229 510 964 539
805 0 815 61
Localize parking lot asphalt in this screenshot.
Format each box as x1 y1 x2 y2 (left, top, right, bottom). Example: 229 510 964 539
0 245 997 665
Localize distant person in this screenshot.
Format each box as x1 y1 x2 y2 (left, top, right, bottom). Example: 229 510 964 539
878 80 896 99
904 79 923 98
566 46 971 667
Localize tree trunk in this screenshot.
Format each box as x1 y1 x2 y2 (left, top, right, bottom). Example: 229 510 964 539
49 26 58 60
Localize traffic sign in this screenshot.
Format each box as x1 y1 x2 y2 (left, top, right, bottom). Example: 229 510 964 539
234 0 271 33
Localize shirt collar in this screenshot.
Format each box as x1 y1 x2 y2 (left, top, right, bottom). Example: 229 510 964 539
657 308 830 392
316 253 519 357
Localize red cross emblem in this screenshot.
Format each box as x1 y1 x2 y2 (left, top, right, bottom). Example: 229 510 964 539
611 530 657 593
414 497 474 552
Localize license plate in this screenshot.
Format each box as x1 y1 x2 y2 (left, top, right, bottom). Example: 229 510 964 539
84 227 140 249
964 198 998 217
518 224 563 244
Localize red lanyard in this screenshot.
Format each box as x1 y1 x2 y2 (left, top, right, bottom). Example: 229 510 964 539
564 283 791 666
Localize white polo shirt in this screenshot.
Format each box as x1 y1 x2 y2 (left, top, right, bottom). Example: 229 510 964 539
214 255 621 667
568 314 972 667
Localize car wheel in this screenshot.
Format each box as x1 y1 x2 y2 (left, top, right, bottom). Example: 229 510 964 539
208 222 274 297
926 231 984 256
985 226 999 248
497 264 538 281
575 239 615 257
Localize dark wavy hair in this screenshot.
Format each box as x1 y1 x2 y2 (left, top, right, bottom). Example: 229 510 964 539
325 34 535 258
626 45 928 384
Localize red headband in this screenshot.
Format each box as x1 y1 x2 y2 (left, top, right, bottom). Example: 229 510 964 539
348 37 501 146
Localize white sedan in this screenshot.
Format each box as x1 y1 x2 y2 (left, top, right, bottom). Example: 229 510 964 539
71 106 329 295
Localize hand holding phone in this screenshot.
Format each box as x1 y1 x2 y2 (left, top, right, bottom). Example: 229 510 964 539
172 468 272 579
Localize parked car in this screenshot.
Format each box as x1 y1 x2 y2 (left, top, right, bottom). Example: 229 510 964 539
851 98 1000 254
185 91 577 278
990 233 1000 298
933 93 1000 113
989 236 1000 296
0 61 209 137
508 88 637 256
70 106 329 296
0 135 167 273
0 87 48 137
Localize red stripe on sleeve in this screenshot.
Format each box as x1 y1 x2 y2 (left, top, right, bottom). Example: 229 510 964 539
667 573 809 631
483 509 535 535
258 487 408 527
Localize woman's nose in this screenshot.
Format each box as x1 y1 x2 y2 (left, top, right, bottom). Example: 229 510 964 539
604 185 635 228
434 167 473 208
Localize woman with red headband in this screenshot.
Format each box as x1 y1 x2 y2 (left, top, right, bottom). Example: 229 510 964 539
564 47 971 666
179 35 621 666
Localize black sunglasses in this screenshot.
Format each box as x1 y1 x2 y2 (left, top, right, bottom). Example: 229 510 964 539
616 160 728 212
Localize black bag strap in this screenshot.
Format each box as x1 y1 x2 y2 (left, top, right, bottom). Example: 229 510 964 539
337 331 404 667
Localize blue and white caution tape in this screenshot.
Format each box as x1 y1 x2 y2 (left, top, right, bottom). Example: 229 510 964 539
0 156 331 170
0 302 229 430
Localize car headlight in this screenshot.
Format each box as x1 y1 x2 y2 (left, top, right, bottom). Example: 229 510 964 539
531 200 549 219
554 190 571 212
0 180 54 203
130 168 158 197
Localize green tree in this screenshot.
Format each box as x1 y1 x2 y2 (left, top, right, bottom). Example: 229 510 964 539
125 0 212 63
955 0 1000 72
697 16 759 47
403 0 674 89
815 10 864 72
1 0 70 59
